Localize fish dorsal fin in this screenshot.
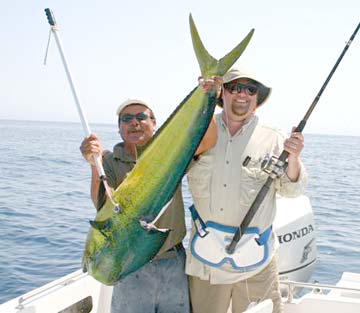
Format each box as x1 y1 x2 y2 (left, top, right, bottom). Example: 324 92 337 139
189 14 255 78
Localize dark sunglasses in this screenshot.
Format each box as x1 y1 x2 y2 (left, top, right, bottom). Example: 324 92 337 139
223 83 258 96
120 112 150 123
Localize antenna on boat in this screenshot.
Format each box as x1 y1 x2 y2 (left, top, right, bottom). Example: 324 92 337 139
226 22 360 254
43 8 121 213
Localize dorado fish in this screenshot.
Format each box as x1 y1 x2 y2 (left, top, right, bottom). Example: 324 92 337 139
82 15 254 285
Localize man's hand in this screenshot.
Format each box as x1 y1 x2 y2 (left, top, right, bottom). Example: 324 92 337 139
284 127 304 161
198 75 223 98
284 127 304 181
80 133 103 166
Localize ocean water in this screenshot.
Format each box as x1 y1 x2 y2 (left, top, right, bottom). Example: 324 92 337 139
0 120 359 304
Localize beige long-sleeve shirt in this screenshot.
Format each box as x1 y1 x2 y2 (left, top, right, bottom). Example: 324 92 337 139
186 114 308 284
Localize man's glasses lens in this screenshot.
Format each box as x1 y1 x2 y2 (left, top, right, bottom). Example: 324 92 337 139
120 112 149 123
224 83 258 96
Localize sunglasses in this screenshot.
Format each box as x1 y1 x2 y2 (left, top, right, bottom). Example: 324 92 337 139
223 83 258 96
119 112 151 123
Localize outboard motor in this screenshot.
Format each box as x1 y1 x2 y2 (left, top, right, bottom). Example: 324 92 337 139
274 195 317 285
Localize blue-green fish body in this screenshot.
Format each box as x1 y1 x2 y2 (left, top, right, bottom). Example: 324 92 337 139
82 15 254 285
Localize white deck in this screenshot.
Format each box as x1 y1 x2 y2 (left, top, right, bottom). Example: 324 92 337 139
1 270 360 313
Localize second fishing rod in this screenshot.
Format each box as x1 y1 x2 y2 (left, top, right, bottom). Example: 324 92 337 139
226 22 360 254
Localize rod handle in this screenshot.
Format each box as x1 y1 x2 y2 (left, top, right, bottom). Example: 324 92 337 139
94 155 106 180
45 8 56 26
295 120 306 133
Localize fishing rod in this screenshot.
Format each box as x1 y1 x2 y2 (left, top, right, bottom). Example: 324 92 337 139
226 22 360 254
44 8 120 213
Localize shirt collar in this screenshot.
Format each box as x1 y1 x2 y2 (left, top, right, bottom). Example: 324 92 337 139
113 142 136 163
217 114 258 138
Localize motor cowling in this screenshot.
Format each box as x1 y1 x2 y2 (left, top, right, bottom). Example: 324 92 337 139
274 195 317 284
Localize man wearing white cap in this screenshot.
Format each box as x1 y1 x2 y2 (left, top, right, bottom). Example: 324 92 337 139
80 99 216 313
187 67 308 313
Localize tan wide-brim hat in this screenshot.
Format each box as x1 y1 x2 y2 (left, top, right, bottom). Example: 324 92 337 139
116 99 153 116
223 67 271 107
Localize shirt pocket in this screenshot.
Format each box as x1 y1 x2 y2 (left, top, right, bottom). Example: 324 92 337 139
239 160 269 207
187 155 213 198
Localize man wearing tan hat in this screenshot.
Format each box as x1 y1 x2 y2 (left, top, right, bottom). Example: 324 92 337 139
186 67 308 313
80 99 217 313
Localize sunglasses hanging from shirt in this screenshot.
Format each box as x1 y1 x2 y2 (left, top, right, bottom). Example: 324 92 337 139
225 22 360 255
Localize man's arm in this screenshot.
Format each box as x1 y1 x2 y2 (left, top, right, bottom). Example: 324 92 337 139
80 134 104 207
194 75 222 155
90 165 102 207
195 116 217 155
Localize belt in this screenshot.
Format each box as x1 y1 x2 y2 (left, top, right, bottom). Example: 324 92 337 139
152 243 184 261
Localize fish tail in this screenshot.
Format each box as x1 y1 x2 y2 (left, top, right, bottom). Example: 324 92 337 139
189 14 254 78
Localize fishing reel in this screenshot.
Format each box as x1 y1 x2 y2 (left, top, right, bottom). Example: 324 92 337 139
260 153 288 179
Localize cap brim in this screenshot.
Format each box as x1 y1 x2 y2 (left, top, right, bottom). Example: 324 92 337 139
116 99 151 115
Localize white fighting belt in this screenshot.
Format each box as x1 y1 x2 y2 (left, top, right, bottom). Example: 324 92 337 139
189 206 272 271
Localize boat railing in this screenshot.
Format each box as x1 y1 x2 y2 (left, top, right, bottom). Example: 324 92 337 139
15 270 87 309
280 280 360 303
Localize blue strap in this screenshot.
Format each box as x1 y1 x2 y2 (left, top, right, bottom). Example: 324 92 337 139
189 204 272 243
256 226 272 246
189 204 208 238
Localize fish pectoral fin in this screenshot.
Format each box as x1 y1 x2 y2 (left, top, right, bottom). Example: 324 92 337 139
89 219 112 231
90 219 113 235
139 220 170 233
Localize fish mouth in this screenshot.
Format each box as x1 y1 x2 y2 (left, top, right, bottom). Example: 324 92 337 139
82 253 117 285
82 254 90 274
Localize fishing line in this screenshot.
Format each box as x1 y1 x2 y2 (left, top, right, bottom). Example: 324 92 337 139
43 8 121 213
43 29 52 65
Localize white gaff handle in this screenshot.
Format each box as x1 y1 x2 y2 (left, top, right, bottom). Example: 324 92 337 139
45 9 105 180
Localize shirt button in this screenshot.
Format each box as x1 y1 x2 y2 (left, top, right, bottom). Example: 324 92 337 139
226 161 229 164
220 208 224 211
223 184 227 187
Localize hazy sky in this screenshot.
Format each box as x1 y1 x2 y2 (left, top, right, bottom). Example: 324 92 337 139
1 0 359 136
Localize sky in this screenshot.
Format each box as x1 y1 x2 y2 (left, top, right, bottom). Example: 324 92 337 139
1 0 359 136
